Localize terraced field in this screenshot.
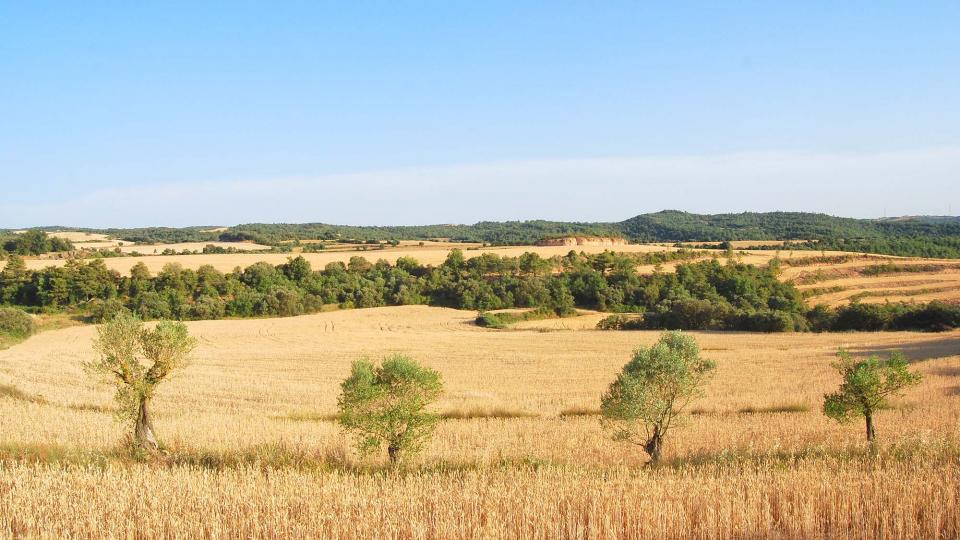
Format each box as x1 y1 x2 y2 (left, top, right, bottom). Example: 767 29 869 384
783 257 960 306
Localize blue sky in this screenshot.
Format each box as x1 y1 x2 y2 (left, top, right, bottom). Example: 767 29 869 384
1 1 958 227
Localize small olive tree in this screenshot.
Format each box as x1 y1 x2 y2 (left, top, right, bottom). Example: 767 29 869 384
337 354 443 465
85 311 196 451
823 350 921 442
600 331 715 465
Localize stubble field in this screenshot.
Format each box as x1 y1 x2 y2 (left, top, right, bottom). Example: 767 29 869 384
1 306 959 538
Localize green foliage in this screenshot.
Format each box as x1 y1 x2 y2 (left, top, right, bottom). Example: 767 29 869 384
17 212 960 257
600 332 715 463
823 350 922 441
475 307 564 328
831 301 960 332
4 250 959 332
85 312 196 434
337 355 443 464
0 230 73 256
0 307 34 338
596 314 644 330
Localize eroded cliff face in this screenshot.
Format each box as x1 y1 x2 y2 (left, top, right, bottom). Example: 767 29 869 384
536 236 629 247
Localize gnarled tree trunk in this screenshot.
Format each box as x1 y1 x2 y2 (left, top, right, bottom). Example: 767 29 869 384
644 425 663 465
865 412 875 443
387 443 400 465
134 398 159 452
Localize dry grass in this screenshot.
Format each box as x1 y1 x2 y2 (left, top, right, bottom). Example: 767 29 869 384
1 306 959 537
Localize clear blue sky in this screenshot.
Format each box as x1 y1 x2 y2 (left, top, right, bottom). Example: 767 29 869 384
2 1 958 227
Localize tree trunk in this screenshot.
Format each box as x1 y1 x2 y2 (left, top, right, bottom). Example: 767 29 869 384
865 413 875 443
387 443 400 465
134 398 159 452
644 425 663 465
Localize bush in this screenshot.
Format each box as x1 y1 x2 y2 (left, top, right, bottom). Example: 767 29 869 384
596 314 644 330
0 307 34 337
644 299 732 330
88 298 126 323
832 302 893 332
890 301 960 332
806 304 838 332
191 295 227 320
735 310 802 332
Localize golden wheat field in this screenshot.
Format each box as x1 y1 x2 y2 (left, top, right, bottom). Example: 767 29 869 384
1 306 959 538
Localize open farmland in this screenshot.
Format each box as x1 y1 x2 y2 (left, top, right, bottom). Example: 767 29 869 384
1 306 958 537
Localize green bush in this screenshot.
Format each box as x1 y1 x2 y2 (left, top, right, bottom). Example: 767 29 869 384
0 307 35 338
596 314 644 330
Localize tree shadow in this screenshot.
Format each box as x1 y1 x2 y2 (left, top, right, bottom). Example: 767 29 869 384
929 365 960 377
846 336 960 363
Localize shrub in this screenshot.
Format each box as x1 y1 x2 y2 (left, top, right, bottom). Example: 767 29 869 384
0 307 34 338
596 314 644 330
88 298 126 323
832 302 893 331
890 301 960 332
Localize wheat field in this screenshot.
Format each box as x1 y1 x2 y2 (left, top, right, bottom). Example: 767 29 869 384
1 306 958 537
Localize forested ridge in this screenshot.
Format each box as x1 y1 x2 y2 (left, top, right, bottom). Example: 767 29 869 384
7 209 960 246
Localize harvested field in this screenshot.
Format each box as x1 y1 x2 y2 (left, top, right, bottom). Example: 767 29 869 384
791 261 960 306
113 241 270 254
0 306 958 537
46 231 116 243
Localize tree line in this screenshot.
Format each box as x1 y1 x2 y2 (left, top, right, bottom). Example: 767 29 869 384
698 237 960 259
0 230 74 256
1 249 958 332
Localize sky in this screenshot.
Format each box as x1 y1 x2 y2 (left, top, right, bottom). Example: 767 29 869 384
1 1 958 228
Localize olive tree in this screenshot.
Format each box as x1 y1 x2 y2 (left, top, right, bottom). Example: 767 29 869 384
84 311 196 451
337 354 442 464
823 350 921 442
600 331 715 465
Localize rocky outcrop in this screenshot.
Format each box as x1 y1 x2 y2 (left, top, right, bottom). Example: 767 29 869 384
536 236 629 247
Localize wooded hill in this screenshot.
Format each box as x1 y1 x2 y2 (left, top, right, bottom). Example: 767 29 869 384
6 211 960 257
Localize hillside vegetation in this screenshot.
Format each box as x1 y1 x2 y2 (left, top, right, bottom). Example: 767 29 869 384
8 211 960 257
